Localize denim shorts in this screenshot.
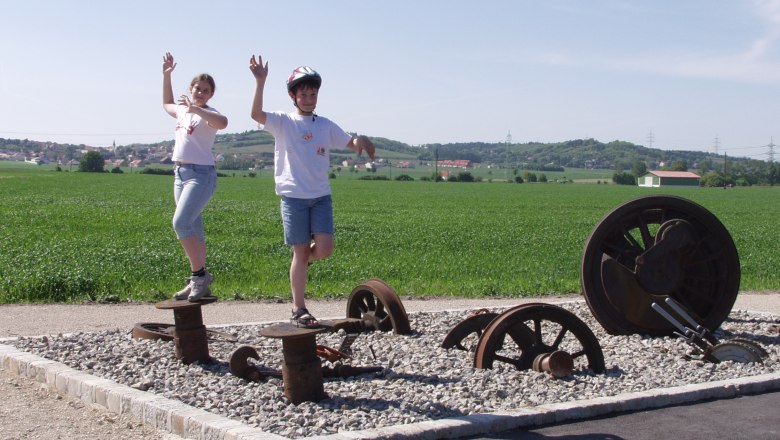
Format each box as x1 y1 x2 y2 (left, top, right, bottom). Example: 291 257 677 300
280 195 334 245
173 164 217 241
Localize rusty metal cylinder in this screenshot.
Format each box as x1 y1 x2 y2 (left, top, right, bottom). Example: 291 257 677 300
260 323 329 405
174 326 209 364
154 298 216 365
533 351 574 378
280 335 327 404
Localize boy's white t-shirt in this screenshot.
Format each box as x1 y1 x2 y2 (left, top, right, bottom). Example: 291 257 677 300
172 105 218 166
261 111 352 198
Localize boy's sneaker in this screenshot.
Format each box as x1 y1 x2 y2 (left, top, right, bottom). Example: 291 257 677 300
172 278 192 300
187 272 213 302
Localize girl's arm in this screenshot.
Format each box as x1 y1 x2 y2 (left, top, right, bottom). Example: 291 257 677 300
180 97 228 130
249 53 269 125
162 52 178 118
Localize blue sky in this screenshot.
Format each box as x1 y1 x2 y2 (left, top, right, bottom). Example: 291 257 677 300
2 0 779 160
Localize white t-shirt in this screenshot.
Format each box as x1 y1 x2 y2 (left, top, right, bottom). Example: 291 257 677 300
172 105 219 165
261 111 352 198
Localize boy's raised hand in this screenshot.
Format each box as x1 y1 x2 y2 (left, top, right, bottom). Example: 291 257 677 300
163 52 176 75
249 54 268 82
355 135 376 161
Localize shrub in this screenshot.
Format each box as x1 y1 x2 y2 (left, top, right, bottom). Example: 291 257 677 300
140 167 174 176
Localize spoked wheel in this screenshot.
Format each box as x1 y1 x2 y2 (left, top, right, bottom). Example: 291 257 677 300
346 278 411 335
474 303 605 374
132 322 174 341
581 195 740 336
441 309 499 351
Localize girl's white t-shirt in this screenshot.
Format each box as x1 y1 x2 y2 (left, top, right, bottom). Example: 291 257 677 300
172 105 219 166
261 112 352 198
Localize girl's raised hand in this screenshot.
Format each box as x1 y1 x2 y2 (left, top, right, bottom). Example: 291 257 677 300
249 54 268 81
163 52 176 75
177 94 192 111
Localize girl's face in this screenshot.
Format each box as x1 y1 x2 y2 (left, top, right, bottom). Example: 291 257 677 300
290 86 318 114
189 80 214 107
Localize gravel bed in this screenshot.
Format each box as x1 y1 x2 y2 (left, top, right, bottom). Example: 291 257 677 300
10 302 780 439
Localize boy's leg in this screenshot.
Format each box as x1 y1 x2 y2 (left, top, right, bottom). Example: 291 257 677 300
290 244 311 310
309 195 335 262
309 233 333 262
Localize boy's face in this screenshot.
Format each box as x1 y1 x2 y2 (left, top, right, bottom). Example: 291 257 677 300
289 86 318 114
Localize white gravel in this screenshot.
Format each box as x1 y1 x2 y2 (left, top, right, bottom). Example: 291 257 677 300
7 301 780 439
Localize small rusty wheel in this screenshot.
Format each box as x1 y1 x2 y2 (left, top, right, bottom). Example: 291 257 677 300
132 322 237 342
132 322 174 341
474 303 605 374
441 309 498 351
346 278 411 335
581 195 740 336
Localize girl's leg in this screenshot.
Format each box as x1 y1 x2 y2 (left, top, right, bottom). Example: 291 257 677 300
172 165 216 269
172 164 216 299
179 235 207 272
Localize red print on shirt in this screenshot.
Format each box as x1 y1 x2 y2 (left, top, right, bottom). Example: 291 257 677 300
303 132 313 141
176 119 197 135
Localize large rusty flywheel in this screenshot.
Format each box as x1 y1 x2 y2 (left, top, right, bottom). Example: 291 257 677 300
581 195 740 336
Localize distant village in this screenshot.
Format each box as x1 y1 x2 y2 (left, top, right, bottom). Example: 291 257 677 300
0 141 479 174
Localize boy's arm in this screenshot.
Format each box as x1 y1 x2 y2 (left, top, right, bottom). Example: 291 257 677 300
249 54 269 125
347 135 376 160
162 52 178 118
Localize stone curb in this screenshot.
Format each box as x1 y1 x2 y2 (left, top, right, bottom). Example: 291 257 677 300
2 340 780 439
0 344 285 440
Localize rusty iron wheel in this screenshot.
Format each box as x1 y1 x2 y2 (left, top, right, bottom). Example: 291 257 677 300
346 278 411 335
581 195 740 336
131 322 237 342
473 303 605 374
441 310 499 351
131 322 175 341
706 340 765 363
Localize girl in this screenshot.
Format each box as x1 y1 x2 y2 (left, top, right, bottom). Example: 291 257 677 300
162 52 228 301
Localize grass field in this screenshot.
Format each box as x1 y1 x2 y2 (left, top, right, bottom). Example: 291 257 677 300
1 163 778 303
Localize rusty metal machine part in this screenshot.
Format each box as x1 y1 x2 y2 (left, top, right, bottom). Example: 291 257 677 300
473 303 605 374
132 322 237 342
581 195 740 336
346 278 411 335
260 323 329 404
316 345 351 363
229 343 382 382
441 309 499 351
652 297 768 364
706 341 766 363
153 297 218 364
132 322 175 341
532 350 575 378
229 345 282 381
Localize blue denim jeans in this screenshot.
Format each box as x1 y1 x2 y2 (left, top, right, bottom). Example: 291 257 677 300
173 164 217 241
280 195 334 245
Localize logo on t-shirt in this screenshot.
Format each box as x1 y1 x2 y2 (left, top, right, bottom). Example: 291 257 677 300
302 131 313 141
316 146 326 156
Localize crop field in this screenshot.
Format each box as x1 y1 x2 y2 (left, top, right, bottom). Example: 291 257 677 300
1 164 778 303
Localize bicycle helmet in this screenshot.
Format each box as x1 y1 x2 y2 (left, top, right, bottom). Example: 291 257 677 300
287 66 322 92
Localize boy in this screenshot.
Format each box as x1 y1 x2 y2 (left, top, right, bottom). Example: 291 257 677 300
249 53 375 328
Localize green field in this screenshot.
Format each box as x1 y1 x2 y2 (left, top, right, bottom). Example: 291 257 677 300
1 163 778 303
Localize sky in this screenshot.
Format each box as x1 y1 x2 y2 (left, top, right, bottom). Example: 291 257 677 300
2 0 780 161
